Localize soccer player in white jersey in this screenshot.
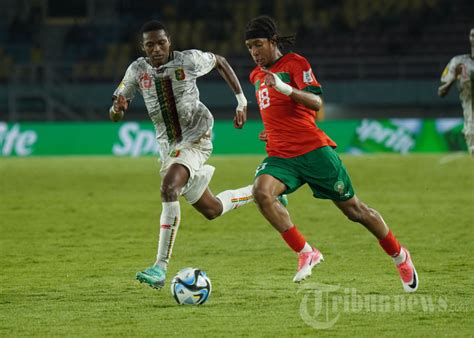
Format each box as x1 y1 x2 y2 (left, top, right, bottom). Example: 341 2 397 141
438 28 474 155
109 21 254 289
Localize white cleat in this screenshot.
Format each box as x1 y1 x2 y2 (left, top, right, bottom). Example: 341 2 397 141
293 248 324 283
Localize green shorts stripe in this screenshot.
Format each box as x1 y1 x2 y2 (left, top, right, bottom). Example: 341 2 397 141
254 146 354 201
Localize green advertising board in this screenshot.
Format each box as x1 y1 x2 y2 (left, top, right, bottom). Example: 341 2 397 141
0 119 467 157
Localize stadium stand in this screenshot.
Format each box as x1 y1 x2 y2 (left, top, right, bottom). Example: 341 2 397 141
0 0 472 120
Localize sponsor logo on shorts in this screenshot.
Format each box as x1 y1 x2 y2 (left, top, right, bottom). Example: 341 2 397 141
334 181 345 195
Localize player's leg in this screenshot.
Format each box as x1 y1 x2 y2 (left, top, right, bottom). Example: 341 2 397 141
303 146 418 292
333 193 418 292
333 196 388 239
192 185 253 220
253 170 323 283
136 163 189 289
178 160 254 219
253 174 292 232
462 107 474 155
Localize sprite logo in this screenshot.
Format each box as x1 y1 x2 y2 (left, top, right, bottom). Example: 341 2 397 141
0 122 37 156
355 119 416 154
112 122 159 157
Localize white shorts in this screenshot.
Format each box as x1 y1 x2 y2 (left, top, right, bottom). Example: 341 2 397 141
159 136 215 204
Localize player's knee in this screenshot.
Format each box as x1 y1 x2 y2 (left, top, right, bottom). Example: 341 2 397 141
201 207 221 220
343 204 364 223
252 187 274 207
160 182 181 201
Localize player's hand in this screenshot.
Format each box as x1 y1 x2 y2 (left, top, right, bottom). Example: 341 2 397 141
261 69 293 95
234 106 247 129
262 69 277 88
438 84 449 97
110 95 128 122
234 93 247 129
258 129 268 142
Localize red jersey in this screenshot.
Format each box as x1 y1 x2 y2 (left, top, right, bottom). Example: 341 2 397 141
250 52 336 158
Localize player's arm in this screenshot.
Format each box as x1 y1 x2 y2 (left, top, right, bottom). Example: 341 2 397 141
109 95 128 122
438 81 455 98
214 54 247 129
262 69 322 111
109 63 138 122
438 63 462 98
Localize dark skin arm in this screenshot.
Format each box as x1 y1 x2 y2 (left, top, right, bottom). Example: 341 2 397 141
109 95 128 122
214 54 247 128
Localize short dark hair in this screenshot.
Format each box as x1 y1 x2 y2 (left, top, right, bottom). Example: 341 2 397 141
245 15 295 46
140 20 168 38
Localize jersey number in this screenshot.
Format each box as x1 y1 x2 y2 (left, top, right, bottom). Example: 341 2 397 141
258 88 270 109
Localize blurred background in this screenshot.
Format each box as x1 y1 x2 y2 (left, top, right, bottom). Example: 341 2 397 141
0 0 473 156
1 0 473 121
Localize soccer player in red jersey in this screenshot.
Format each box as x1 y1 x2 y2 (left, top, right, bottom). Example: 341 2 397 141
245 16 418 292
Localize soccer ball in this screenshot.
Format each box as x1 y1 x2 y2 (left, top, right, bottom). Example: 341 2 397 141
170 267 212 305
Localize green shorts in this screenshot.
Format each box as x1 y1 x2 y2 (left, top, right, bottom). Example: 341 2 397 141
255 146 355 201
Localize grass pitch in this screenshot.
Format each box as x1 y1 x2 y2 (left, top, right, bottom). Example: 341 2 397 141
1 154 473 336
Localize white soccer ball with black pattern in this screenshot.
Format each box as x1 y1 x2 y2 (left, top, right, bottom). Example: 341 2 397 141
170 268 212 305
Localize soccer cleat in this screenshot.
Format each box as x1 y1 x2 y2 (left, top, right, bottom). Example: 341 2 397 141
293 248 324 283
136 265 166 289
396 247 419 293
277 194 289 207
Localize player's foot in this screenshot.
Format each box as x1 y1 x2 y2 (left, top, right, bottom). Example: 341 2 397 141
396 247 419 293
136 265 166 289
277 194 288 207
293 248 324 283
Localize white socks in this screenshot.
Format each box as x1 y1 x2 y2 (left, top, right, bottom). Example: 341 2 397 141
393 247 407 265
154 186 252 269
216 185 253 216
155 201 181 270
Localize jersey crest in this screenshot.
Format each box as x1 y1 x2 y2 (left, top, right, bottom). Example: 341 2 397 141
139 73 152 89
175 68 186 81
303 69 314 84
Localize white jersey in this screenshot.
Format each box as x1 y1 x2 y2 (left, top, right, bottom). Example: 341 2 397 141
114 49 217 151
441 54 474 114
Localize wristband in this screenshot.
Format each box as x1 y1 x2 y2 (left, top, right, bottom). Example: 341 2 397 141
109 105 120 114
235 93 247 112
272 73 293 96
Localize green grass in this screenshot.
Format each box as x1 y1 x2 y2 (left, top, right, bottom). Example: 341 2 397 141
1 154 473 336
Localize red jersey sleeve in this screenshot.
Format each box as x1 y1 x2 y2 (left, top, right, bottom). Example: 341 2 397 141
290 57 322 95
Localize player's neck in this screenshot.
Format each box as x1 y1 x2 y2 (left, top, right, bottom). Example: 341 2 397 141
265 51 283 68
274 50 283 62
